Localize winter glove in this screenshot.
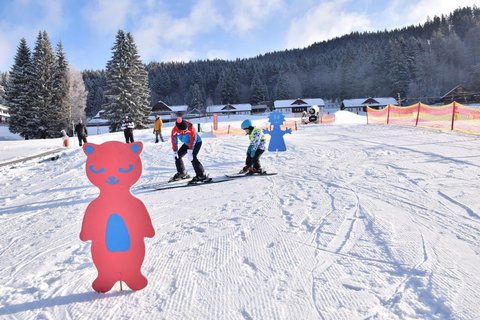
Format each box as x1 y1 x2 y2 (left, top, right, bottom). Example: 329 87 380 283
246 146 252 157
173 151 179 160
187 149 193 161
249 148 256 158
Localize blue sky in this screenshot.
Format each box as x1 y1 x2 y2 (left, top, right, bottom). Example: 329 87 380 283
0 0 477 72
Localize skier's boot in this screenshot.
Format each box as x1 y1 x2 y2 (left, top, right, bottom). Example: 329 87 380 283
189 174 210 184
170 171 190 182
246 167 265 175
238 166 250 174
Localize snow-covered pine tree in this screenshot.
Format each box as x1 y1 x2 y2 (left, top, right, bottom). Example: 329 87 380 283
31 31 57 139
274 73 289 100
0 84 5 104
125 32 150 129
103 30 151 132
67 68 87 132
51 41 70 137
249 71 268 105
185 83 205 113
5 38 35 139
221 68 239 104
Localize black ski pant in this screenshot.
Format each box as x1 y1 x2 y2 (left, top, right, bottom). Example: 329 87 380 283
175 142 205 177
245 149 264 170
77 135 87 146
124 129 134 143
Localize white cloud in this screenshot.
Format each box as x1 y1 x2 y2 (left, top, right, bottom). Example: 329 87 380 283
382 0 480 28
0 0 68 71
133 0 224 63
285 1 371 49
0 32 13 72
206 50 231 61
82 0 134 34
228 0 284 34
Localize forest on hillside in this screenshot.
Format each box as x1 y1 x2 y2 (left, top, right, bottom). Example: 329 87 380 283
82 6 480 117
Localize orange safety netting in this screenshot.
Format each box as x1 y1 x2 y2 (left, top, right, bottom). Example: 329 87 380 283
320 114 336 123
212 121 298 136
367 102 480 135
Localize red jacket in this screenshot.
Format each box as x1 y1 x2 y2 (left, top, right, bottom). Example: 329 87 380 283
171 121 201 151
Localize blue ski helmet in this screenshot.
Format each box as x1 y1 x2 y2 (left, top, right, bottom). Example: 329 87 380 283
241 119 252 129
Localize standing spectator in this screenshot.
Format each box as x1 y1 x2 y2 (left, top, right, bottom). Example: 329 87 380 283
74 120 88 147
153 115 164 143
122 116 135 143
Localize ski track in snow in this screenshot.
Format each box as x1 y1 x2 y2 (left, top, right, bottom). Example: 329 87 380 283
0 121 479 319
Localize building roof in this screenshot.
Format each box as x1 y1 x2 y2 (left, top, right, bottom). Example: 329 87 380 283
151 101 188 113
206 103 252 113
274 98 325 108
151 101 171 112
169 105 188 112
341 97 398 108
439 85 474 100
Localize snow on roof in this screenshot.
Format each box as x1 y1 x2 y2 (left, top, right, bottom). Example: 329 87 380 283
274 98 325 108
341 97 398 108
169 105 188 112
206 104 252 113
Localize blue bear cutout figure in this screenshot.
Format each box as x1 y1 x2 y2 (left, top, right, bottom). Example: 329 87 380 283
263 111 292 152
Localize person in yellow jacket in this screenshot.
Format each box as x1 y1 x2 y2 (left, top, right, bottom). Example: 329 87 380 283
153 115 164 143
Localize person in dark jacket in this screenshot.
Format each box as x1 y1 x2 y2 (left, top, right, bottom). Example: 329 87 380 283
74 120 88 147
122 116 135 143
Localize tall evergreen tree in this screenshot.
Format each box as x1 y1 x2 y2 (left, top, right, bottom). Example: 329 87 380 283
185 83 205 113
68 68 88 133
274 73 289 100
103 30 151 132
51 41 70 136
220 68 239 104
5 38 34 139
249 71 268 105
31 31 56 138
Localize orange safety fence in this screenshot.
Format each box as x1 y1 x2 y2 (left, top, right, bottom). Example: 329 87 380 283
367 102 480 135
212 120 298 136
320 114 336 123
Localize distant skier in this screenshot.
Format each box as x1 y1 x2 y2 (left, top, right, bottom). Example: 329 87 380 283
239 119 266 174
74 120 88 147
170 117 208 182
122 115 135 143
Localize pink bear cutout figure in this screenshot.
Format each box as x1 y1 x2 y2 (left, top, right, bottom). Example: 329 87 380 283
81 141 155 293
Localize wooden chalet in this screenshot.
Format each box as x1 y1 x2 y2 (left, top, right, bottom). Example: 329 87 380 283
340 97 398 114
273 98 325 114
436 85 480 105
151 101 188 121
0 104 9 123
206 103 252 116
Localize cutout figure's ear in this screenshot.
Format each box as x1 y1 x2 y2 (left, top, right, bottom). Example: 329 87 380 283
130 142 143 154
83 143 96 156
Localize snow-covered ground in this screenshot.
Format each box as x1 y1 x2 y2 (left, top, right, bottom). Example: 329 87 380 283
0 111 479 319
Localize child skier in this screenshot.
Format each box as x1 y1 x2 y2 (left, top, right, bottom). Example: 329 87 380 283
170 117 208 182
239 119 266 174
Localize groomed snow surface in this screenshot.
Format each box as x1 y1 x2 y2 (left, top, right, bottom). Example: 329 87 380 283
0 111 479 320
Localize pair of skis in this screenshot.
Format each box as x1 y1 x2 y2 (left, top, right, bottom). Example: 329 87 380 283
144 171 277 191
